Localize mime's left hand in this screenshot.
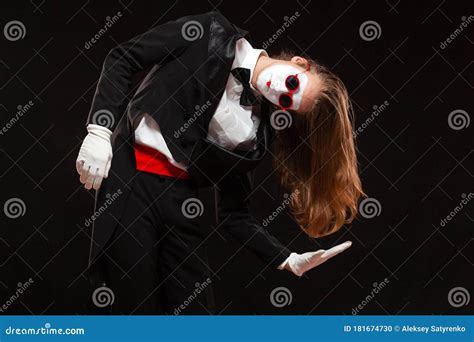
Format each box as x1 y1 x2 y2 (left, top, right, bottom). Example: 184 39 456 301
281 241 352 277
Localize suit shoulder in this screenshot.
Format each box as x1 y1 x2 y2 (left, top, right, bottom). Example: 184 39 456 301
176 11 241 33
180 11 222 22
209 11 247 37
208 11 234 28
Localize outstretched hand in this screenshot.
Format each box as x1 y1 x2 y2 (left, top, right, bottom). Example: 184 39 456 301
283 241 352 277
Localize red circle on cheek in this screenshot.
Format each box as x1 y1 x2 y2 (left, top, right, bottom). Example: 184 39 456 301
266 81 271 88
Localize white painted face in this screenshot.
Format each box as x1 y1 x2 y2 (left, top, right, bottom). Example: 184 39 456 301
255 64 309 110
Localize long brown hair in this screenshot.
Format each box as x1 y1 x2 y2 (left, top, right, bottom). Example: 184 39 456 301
271 51 366 238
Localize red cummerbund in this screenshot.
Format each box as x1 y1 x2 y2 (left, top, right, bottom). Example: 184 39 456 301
134 143 191 180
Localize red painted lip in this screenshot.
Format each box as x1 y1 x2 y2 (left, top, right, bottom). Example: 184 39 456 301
266 80 271 88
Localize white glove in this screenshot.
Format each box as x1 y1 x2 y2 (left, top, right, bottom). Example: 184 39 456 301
279 241 352 277
76 124 113 190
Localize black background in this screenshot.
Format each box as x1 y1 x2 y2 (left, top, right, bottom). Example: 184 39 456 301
0 0 472 315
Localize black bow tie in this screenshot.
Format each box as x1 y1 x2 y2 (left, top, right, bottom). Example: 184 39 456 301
231 67 260 106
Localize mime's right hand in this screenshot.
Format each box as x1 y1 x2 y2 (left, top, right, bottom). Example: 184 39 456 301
76 124 113 190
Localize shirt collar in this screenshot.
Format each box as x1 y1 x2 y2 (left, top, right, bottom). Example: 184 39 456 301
233 38 268 92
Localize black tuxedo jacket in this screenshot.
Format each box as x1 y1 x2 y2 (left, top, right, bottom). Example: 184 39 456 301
85 11 291 284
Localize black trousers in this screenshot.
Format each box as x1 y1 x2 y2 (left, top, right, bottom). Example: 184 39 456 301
100 171 216 314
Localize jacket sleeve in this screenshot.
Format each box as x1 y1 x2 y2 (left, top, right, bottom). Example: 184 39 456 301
86 12 214 130
216 173 291 269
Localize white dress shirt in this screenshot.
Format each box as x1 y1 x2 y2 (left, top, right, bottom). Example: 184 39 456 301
134 38 266 170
